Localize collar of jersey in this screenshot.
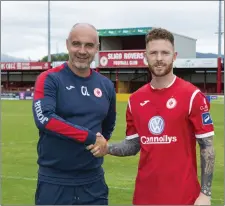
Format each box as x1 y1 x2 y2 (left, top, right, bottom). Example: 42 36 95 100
64 62 94 81
150 75 177 91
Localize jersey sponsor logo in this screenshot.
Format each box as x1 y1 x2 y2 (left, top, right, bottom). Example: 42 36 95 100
200 104 209 111
148 116 165 135
166 98 177 109
34 100 49 124
141 135 177 144
81 86 90 96
146 116 177 144
94 88 102 97
66 85 75 90
202 112 213 125
200 98 209 111
140 100 150 106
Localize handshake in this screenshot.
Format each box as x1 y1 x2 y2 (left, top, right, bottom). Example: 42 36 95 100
86 132 109 157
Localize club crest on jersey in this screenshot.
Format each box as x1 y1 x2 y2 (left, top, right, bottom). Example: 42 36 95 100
94 88 102 98
166 98 177 109
148 116 165 135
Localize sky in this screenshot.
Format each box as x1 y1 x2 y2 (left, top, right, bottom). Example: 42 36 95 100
1 1 224 61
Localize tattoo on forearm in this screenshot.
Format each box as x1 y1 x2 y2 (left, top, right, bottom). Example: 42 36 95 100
197 136 215 197
108 137 140 156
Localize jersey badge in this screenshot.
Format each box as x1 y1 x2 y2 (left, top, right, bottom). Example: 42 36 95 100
202 112 213 125
94 88 102 98
166 97 177 109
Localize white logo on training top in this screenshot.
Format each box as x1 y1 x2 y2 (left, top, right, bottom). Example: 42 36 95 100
148 116 165 135
81 86 90 96
34 100 49 124
166 98 177 109
66 86 75 90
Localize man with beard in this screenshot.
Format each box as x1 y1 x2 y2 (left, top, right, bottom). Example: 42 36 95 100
32 23 116 205
87 28 215 205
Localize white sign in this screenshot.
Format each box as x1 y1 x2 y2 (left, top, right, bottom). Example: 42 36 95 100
173 58 217 68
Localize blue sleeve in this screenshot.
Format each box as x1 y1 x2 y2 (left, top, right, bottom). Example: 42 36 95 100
32 72 96 145
101 82 116 140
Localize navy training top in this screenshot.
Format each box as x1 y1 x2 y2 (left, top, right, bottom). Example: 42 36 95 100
32 62 116 185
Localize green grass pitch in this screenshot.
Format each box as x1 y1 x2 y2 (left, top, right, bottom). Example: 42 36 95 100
1 100 224 205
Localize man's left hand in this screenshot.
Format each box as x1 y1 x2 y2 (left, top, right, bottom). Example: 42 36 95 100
194 193 211 205
86 133 108 157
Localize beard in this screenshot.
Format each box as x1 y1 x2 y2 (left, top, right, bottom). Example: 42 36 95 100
148 61 173 77
69 54 93 71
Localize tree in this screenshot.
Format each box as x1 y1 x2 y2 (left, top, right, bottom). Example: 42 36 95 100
40 53 69 62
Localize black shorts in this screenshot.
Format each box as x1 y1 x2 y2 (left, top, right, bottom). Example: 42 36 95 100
35 177 109 205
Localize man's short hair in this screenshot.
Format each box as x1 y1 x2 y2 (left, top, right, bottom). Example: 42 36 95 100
145 28 174 46
72 23 97 32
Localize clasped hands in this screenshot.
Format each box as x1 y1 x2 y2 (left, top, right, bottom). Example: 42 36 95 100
86 132 108 157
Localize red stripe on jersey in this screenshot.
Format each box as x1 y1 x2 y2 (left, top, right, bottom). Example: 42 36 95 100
87 68 92 77
34 64 65 100
45 118 88 142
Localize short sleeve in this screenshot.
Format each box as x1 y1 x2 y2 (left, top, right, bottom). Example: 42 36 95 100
188 90 215 138
125 99 139 140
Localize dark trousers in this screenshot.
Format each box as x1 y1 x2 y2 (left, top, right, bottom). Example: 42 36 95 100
35 177 109 205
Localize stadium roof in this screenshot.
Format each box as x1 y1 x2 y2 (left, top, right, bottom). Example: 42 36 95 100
97 27 197 41
97 27 152 36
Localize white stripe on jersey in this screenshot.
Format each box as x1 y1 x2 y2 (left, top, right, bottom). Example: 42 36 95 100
126 134 139 140
128 98 132 113
195 131 215 138
189 89 200 115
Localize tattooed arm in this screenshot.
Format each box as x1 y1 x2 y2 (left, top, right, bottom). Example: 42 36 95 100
107 137 140 156
196 136 215 197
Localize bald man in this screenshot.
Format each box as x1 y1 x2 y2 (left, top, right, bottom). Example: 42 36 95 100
32 23 116 205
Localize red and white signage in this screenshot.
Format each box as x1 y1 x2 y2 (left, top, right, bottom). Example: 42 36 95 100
99 50 148 68
99 50 219 69
1 62 51 71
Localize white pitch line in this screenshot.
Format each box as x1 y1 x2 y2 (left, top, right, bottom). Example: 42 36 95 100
1 114 33 117
1 175 132 190
1 140 37 145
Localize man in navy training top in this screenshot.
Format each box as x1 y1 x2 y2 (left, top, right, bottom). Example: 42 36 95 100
32 23 116 205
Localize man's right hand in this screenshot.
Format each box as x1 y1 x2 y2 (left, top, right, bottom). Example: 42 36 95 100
86 133 108 157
